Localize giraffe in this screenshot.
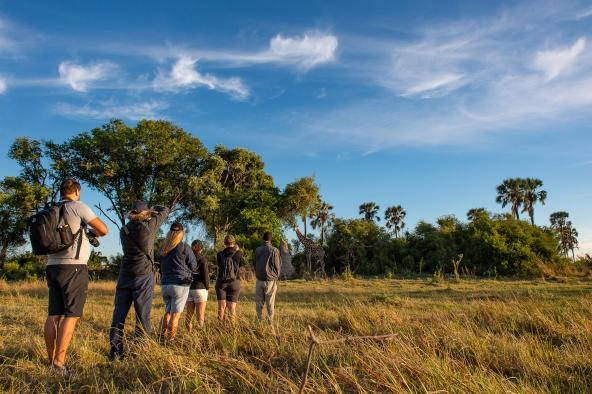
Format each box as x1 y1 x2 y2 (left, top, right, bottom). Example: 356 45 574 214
294 226 326 278
279 239 295 279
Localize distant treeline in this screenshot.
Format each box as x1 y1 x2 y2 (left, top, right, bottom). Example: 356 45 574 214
0 119 585 280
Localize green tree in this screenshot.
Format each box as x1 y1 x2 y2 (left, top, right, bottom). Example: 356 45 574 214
9 137 55 206
310 201 334 246
183 145 282 250
521 178 547 225
282 176 321 237
467 208 488 221
384 205 406 238
0 177 45 264
550 211 571 257
496 178 524 220
565 225 579 262
46 119 208 227
359 202 380 222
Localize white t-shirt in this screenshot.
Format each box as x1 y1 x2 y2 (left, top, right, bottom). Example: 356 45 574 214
47 200 98 265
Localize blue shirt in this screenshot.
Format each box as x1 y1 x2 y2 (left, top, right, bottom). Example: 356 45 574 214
159 242 197 286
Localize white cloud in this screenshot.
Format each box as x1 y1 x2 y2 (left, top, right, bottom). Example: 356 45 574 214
55 100 167 120
109 32 338 71
265 33 338 70
153 56 249 99
0 78 6 94
403 73 465 97
577 7 592 19
533 37 586 80
58 61 117 92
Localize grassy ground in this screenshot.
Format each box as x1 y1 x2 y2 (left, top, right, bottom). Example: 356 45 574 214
0 277 591 393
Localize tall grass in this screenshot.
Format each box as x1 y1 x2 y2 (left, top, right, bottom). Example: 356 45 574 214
0 278 591 392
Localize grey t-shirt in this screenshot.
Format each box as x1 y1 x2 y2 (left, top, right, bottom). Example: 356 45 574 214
47 200 98 266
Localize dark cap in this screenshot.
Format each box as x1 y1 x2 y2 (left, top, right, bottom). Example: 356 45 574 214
130 200 148 213
170 222 184 231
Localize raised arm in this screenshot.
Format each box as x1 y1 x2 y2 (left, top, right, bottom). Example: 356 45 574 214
148 205 170 231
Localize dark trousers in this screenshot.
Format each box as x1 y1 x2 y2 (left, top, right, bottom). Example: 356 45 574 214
109 273 154 356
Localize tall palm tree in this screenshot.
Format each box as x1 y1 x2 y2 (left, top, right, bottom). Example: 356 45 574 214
359 202 380 222
550 211 570 256
310 202 334 246
496 178 524 220
521 178 547 225
566 225 579 262
385 205 406 239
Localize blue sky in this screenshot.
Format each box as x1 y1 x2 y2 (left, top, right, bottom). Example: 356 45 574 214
0 0 591 257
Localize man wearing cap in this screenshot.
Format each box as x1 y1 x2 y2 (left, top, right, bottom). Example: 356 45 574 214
109 201 169 360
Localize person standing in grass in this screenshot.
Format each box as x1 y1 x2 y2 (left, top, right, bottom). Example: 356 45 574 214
109 201 169 360
185 240 210 331
254 231 282 325
44 178 109 374
215 235 244 322
159 222 197 341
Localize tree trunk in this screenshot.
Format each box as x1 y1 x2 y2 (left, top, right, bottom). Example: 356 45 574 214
320 226 324 246
572 248 576 263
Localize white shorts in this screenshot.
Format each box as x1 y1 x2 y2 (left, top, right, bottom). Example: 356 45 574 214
187 288 208 303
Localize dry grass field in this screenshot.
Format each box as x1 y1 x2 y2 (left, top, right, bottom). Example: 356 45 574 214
0 277 591 393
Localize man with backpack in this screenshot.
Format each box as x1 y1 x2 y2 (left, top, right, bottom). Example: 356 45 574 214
254 231 282 325
109 200 169 360
39 178 108 374
215 235 244 322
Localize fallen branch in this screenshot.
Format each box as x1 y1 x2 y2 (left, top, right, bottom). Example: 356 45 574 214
299 325 399 393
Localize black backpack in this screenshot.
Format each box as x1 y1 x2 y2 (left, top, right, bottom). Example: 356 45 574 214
28 202 84 258
219 251 238 282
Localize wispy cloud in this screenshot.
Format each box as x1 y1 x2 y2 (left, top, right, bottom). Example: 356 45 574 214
106 32 338 71
0 77 6 94
55 99 168 120
533 37 586 80
284 2 592 151
153 56 249 99
58 61 118 92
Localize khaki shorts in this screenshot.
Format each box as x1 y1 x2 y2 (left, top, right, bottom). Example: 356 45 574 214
187 288 208 303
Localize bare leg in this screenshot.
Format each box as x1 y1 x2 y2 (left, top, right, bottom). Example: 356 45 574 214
166 312 183 340
53 317 79 367
196 302 206 326
185 301 196 332
160 312 171 338
44 315 61 365
226 302 237 322
218 300 226 321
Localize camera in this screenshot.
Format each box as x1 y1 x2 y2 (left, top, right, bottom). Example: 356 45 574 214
86 230 100 247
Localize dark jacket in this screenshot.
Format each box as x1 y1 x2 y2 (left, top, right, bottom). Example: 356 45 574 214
120 206 170 277
159 242 197 286
254 241 282 281
190 254 210 290
216 247 244 283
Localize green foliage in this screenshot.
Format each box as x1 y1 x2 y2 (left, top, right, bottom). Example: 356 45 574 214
326 211 565 277
358 202 380 222
0 253 45 281
496 177 547 224
183 145 283 250
47 119 208 226
326 218 392 275
282 176 321 235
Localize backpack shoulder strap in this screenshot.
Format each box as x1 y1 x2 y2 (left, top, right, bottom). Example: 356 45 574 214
59 201 85 260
